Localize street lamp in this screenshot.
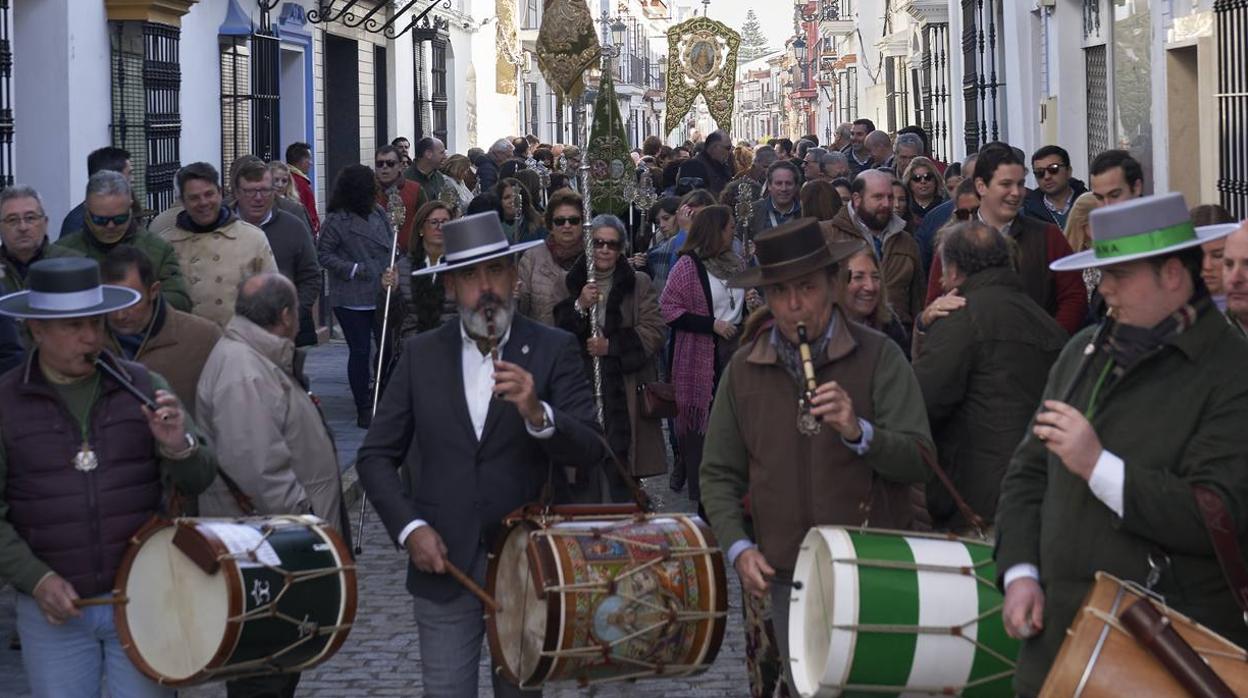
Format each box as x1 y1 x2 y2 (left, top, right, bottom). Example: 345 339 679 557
792 35 808 67
610 17 627 47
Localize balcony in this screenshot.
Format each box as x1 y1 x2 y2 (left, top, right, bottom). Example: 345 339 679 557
818 0 855 35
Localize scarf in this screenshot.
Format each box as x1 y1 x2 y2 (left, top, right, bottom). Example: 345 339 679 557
772 313 836 388
660 255 715 435
546 234 582 270
176 206 234 234
1104 289 1208 370
702 249 746 281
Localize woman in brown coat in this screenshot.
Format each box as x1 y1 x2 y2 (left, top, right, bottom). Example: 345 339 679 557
554 214 666 503
517 188 583 325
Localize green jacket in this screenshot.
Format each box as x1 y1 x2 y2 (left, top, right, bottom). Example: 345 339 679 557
0 240 82 295
55 226 192 312
994 305 1248 695
0 369 216 594
912 267 1067 528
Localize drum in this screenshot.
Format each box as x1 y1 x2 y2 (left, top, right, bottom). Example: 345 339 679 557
114 516 357 686
789 527 1019 697
485 505 728 687
1039 572 1248 697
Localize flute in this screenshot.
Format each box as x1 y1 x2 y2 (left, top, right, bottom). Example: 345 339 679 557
94 356 163 416
486 307 505 400
796 323 822 436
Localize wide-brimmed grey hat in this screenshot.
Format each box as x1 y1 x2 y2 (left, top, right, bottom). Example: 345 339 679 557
412 211 544 277
0 257 139 319
1051 192 1238 271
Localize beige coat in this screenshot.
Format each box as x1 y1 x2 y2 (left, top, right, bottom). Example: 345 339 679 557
162 217 278 326
196 316 345 534
516 242 570 326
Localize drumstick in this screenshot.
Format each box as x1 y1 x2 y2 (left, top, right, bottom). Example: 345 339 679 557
445 560 502 613
767 576 804 590
73 595 128 608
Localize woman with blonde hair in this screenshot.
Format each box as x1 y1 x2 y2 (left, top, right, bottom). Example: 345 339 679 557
439 154 476 208
732 144 754 178
268 160 297 200
1062 191 1101 298
902 156 947 223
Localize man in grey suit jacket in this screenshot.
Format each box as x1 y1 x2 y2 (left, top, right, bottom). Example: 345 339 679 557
356 212 603 697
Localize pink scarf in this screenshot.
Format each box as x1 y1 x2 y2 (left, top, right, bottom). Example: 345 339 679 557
659 255 715 435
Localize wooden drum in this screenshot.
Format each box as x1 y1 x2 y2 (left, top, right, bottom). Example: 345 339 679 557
1039 572 1248 697
485 505 728 688
114 516 357 686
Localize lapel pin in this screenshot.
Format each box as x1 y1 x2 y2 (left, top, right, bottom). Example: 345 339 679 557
521 344 530 355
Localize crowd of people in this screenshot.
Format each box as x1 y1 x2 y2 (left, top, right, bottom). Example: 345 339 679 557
0 118 1245 698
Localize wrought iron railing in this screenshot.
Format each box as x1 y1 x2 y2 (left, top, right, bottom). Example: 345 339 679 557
1216 0 1248 218
0 0 13 189
961 0 1004 153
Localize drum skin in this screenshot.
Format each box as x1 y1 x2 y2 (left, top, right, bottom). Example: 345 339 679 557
789 527 1018 698
486 508 728 688
1039 572 1248 697
113 516 357 686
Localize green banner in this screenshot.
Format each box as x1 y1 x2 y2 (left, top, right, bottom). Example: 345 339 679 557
586 62 632 216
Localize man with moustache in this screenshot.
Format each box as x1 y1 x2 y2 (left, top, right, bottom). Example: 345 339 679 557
824 169 926 325
355 211 604 697
1 185 80 296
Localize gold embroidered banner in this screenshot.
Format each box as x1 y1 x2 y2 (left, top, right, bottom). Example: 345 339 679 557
664 16 740 136
496 0 519 95
587 64 631 215
535 0 600 100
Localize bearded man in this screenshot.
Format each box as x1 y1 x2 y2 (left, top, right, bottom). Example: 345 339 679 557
355 211 604 697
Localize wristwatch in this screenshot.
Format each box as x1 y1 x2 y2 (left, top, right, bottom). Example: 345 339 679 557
529 407 553 432
162 432 198 460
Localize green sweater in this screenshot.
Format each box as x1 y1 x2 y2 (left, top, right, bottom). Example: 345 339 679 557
55 227 192 312
995 307 1248 695
0 370 216 594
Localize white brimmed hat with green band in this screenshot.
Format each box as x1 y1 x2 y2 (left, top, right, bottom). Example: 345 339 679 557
1050 192 1239 272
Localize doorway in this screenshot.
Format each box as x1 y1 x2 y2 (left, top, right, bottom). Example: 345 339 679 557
280 45 306 150
324 34 360 195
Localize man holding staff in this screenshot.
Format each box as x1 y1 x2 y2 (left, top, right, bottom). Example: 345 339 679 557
0 257 216 697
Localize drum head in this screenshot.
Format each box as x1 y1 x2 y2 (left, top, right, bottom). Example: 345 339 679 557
492 524 548 682
790 527 857 698
121 525 230 682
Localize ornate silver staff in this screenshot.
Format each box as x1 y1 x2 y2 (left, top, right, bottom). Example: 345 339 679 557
632 162 658 253
578 159 605 426
535 160 551 209
735 178 757 261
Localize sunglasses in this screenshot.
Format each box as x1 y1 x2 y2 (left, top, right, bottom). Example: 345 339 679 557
911 173 936 183
953 207 978 221
90 212 131 227
1033 163 1066 178
552 216 582 227
592 238 622 250
677 176 705 188
375 160 399 169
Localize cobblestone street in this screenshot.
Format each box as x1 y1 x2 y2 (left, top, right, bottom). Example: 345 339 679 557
0 340 748 697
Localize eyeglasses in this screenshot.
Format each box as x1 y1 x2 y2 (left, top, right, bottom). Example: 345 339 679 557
1 213 46 228
552 216 582 227
89 212 131 227
375 160 399 169
911 173 936 183
1033 163 1066 179
592 238 622 250
425 218 449 228
953 207 978 221
238 186 273 198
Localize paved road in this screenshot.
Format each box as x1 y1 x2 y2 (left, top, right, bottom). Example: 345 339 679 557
0 339 749 697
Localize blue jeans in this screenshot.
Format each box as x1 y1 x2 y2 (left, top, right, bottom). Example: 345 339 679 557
16 592 173 698
412 549 541 698
333 307 380 413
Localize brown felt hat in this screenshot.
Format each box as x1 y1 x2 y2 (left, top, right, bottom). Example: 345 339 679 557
727 217 863 288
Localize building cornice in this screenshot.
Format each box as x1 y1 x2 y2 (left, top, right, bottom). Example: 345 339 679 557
104 0 199 26
898 0 948 26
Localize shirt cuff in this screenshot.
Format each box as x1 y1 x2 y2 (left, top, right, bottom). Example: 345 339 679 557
525 401 556 439
726 539 756 567
397 519 428 547
1003 563 1040 590
350 263 359 279
1088 449 1125 517
842 418 874 455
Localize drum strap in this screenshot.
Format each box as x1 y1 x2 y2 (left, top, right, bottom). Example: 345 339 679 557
1192 484 1248 627
917 442 988 538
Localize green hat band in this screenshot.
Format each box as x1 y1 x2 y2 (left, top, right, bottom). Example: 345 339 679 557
1093 221 1196 259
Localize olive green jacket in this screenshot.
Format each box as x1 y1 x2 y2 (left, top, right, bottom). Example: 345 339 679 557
55 226 193 312
0 240 82 295
994 306 1248 695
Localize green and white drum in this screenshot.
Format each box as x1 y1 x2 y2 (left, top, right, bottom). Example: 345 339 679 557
114 516 357 686
788 527 1019 697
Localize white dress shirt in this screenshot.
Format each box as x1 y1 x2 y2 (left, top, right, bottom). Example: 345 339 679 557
397 320 556 546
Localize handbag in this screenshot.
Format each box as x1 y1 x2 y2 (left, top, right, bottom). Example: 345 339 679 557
637 382 677 419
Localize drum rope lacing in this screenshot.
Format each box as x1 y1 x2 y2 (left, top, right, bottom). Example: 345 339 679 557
201 524 356 677
809 552 1017 694
515 521 727 687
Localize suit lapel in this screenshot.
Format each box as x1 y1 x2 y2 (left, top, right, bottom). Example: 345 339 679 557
479 315 535 447
439 322 478 445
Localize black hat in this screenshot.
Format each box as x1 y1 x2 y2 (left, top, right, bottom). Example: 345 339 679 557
0 257 139 319
411 211 545 277
727 217 863 288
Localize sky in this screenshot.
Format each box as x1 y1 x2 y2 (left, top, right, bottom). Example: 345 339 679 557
699 1 796 56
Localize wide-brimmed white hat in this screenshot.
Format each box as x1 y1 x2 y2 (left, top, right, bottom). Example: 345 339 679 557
1051 192 1238 271
0 257 139 319
412 211 544 277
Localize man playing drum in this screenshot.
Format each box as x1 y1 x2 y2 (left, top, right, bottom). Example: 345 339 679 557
700 217 934 689
995 194 1248 696
355 211 604 697
0 257 217 698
